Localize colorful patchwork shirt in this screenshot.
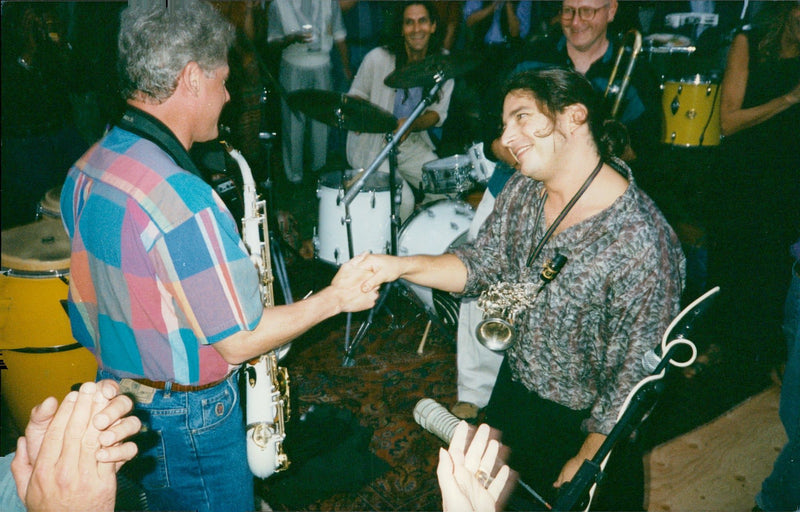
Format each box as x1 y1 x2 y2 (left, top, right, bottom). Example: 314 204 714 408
61 127 262 385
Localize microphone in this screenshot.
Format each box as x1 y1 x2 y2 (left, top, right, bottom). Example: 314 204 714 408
642 348 662 373
416 399 552 509
413 398 461 444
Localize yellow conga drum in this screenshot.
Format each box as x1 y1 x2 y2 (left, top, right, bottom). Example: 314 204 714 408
0 218 97 431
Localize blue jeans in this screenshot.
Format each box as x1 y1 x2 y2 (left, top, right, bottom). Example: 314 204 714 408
98 369 254 512
757 261 800 511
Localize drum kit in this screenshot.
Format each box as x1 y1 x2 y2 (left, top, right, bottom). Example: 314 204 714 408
639 20 725 148
1 191 97 431
287 53 487 365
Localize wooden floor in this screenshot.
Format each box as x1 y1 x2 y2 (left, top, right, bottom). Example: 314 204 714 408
645 384 785 512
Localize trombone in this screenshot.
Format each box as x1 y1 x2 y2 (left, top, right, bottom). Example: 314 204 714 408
604 29 643 119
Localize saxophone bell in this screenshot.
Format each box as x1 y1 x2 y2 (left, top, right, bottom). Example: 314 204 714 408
474 254 568 352
475 314 516 352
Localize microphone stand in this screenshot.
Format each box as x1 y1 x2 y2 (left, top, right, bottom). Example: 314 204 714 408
342 133 402 367
341 77 446 367
551 356 670 511
551 287 720 511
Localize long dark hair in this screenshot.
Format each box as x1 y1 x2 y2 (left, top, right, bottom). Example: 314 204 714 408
502 68 629 160
384 1 442 71
751 1 800 62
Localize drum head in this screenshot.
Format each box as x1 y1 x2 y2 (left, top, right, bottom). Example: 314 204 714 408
38 186 63 218
1 219 71 273
318 169 390 192
422 154 472 171
644 33 692 50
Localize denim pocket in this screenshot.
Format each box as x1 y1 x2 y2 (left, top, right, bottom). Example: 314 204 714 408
195 376 239 433
137 427 170 490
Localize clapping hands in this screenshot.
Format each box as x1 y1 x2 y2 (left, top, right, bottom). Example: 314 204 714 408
11 380 141 512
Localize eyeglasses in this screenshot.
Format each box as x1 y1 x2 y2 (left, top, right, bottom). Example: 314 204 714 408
560 4 610 21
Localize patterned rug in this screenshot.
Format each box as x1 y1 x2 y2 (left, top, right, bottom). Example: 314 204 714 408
256 272 459 511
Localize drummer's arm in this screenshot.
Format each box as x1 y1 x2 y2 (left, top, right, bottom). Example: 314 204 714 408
396 111 440 142
720 33 800 136
410 111 440 131
358 253 468 295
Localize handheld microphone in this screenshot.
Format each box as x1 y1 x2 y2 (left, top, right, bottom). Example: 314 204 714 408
413 398 461 444
415 399 552 509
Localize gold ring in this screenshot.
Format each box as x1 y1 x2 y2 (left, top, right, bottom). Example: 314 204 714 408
475 469 494 489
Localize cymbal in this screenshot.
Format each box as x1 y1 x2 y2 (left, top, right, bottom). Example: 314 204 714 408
286 89 397 133
384 53 480 89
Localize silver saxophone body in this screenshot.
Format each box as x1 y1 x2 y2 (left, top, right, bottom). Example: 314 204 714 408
225 143 291 479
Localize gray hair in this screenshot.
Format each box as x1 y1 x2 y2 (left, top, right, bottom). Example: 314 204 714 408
118 0 235 102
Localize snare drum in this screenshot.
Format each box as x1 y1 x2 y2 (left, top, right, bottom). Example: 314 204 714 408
398 199 475 327
315 169 392 265
662 75 722 146
0 219 97 430
36 186 63 220
421 154 475 195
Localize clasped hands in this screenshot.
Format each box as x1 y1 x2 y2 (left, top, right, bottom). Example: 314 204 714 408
11 380 141 512
328 252 404 311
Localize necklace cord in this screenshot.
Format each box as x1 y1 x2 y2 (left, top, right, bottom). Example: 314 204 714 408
525 158 604 267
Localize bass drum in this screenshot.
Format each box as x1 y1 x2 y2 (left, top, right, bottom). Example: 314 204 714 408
398 199 475 329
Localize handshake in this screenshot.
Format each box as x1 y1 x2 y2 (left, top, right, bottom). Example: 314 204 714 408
328 251 466 315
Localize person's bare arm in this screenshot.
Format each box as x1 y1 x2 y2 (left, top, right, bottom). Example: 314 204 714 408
553 432 606 489
357 253 468 295
504 2 521 38
213 253 378 364
720 33 800 136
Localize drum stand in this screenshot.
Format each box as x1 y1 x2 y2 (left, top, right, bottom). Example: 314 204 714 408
342 78 448 367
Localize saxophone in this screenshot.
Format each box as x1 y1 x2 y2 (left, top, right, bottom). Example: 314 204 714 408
224 143 291 479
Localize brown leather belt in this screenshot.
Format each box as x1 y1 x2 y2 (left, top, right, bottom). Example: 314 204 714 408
131 374 232 392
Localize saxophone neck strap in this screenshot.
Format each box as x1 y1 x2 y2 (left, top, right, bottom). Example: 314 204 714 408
526 158 604 267
117 106 203 179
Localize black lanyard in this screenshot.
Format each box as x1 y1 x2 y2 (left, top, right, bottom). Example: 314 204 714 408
116 107 203 178
526 158 604 268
